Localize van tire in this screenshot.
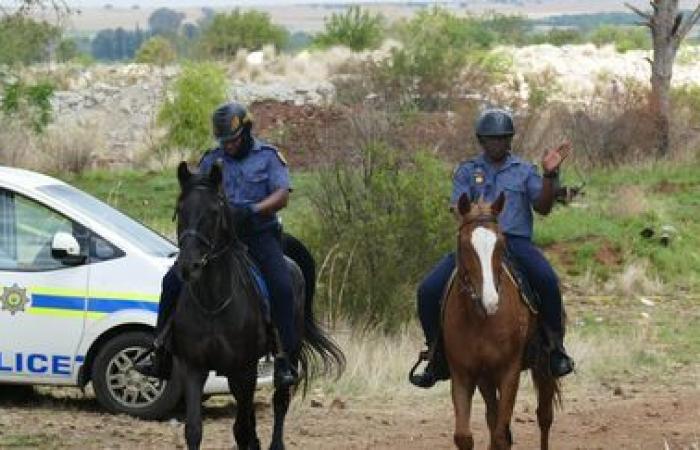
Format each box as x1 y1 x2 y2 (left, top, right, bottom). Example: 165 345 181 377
91 330 181 420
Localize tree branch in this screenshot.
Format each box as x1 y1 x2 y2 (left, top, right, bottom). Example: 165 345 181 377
625 2 653 20
677 4 700 41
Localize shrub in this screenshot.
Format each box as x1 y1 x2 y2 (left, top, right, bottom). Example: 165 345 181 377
303 118 454 329
199 9 288 59
374 7 507 111
39 122 97 174
0 15 60 66
135 36 177 66
528 28 584 46
1 79 55 133
589 25 650 52
157 62 228 156
314 6 385 51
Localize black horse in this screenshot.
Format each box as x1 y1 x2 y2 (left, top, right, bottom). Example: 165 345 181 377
172 161 345 450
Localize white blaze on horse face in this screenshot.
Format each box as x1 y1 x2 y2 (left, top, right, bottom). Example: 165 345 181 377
471 227 499 315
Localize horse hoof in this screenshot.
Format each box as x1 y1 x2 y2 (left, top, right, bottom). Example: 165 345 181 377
454 433 474 450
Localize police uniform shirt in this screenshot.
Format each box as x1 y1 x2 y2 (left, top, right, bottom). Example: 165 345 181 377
199 138 290 229
450 153 548 239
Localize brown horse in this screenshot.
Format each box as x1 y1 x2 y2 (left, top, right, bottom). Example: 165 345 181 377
443 193 561 450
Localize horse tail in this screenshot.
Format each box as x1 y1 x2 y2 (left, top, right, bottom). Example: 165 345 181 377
282 233 346 393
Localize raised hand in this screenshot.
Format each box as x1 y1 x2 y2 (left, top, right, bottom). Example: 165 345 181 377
542 141 572 175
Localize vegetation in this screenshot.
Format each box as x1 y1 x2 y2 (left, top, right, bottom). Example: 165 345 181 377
314 6 385 51
157 62 228 156
1 79 55 132
135 36 177 66
90 27 147 61
589 25 651 52
61 156 700 328
0 16 59 66
199 9 288 59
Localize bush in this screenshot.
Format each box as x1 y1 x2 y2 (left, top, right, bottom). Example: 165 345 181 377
528 28 584 46
314 6 385 51
199 9 288 59
303 118 454 329
136 36 177 66
0 15 60 66
39 123 97 174
157 62 228 156
1 79 55 133
374 7 507 110
589 25 650 52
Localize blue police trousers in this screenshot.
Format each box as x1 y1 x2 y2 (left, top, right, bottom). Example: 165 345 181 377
158 229 297 355
417 235 563 345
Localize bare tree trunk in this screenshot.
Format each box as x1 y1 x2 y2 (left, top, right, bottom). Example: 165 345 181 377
627 0 700 158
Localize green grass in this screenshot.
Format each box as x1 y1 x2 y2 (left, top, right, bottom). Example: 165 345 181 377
535 162 700 287
58 160 700 290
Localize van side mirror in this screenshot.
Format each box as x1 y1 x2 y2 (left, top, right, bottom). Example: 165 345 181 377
51 232 86 266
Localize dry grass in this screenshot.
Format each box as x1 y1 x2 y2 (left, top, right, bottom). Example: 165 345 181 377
0 117 103 174
604 261 664 297
304 311 673 405
607 185 649 218
38 121 100 174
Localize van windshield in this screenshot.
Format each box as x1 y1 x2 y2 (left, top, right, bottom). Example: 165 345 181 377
38 184 177 258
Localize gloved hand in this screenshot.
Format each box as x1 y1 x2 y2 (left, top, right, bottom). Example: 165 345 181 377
231 204 257 235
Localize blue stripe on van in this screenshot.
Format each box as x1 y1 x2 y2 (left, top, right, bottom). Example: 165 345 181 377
31 294 159 314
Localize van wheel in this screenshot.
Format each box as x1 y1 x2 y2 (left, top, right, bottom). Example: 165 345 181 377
92 330 181 420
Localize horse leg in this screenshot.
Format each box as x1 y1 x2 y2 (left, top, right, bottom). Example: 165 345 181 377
492 364 521 450
478 381 498 443
270 352 296 450
532 371 555 450
181 361 208 450
451 375 476 450
228 365 260 450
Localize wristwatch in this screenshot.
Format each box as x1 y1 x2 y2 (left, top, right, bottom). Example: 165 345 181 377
543 169 559 179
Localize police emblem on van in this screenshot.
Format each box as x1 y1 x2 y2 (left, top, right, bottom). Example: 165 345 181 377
1 284 29 315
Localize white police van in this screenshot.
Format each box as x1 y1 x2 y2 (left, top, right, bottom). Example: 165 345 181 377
0 166 271 419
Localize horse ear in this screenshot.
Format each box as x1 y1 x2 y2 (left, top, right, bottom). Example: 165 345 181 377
492 192 506 216
177 161 191 187
209 159 223 187
457 193 471 216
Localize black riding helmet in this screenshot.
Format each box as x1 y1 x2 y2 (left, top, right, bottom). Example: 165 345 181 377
212 102 253 143
475 108 515 137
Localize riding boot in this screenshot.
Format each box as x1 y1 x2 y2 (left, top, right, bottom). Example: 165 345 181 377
549 331 574 378
409 335 449 389
273 354 298 389
266 321 298 389
134 342 172 380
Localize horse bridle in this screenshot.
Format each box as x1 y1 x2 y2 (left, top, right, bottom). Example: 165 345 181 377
457 215 504 312
176 185 237 315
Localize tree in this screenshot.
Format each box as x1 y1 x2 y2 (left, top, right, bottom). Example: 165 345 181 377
0 15 60 66
314 6 385 51
136 36 176 66
148 7 185 36
626 0 700 157
199 9 288 58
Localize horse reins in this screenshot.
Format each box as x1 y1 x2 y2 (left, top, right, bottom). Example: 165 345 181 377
176 186 238 316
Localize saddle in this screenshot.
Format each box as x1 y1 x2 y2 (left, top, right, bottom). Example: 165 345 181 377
441 254 541 319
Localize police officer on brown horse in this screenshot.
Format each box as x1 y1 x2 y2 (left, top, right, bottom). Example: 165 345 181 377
410 108 575 388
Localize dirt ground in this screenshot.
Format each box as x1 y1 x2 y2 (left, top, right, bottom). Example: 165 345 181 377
1 383 699 449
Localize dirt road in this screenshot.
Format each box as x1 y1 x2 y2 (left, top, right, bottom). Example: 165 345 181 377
1 384 698 449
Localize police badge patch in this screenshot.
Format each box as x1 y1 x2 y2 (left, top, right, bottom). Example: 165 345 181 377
1 284 30 315
473 169 485 186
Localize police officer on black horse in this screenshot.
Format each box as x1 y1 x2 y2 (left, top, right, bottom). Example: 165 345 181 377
409 108 575 389
136 102 300 388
